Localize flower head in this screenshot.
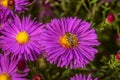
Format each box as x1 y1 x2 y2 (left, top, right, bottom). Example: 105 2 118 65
0 15 44 61
40 17 100 69
70 74 98 80
0 54 28 80
0 0 29 12
106 13 115 24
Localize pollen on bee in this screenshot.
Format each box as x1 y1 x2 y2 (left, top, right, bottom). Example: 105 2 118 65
59 32 78 48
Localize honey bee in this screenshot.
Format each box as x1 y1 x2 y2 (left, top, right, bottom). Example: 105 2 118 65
66 32 76 47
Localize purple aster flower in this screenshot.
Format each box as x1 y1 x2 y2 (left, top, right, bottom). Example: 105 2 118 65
40 17 100 69
0 54 28 80
0 0 29 12
0 5 13 30
0 15 44 61
70 74 98 80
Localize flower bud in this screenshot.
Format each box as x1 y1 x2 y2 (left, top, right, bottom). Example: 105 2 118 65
17 58 27 71
115 34 120 46
106 13 115 24
115 50 120 61
32 74 43 80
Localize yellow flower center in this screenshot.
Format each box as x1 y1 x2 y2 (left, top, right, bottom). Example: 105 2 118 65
0 0 8 7
59 32 78 48
0 0 15 9
0 73 10 80
16 31 29 44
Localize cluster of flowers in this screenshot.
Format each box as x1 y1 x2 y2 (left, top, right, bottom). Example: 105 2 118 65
0 0 102 80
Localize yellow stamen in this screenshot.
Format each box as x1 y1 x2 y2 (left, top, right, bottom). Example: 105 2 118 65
16 31 29 44
0 0 8 7
59 32 78 48
0 0 15 9
0 73 10 80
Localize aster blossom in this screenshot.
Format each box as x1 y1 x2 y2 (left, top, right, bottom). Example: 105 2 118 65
0 15 44 61
40 17 100 68
0 0 29 12
0 54 28 80
70 74 98 80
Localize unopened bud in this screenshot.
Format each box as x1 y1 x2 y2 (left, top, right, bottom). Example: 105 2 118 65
33 74 43 80
106 13 115 24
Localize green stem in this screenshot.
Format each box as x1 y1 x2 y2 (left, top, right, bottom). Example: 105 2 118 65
82 0 91 13
73 1 82 16
90 3 96 23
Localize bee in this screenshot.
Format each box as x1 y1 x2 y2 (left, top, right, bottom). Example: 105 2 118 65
66 32 76 47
